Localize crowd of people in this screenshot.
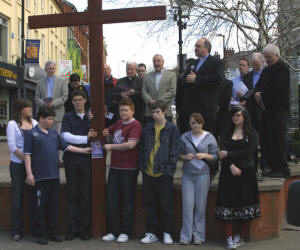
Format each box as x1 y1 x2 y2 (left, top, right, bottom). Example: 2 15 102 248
6 37 291 249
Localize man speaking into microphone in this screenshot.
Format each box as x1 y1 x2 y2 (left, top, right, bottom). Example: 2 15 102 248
180 38 224 135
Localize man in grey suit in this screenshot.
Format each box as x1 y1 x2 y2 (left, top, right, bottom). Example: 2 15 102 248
142 54 177 123
35 60 68 133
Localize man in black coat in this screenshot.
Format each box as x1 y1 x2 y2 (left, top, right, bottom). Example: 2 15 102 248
114 61 145 124
104 64 118 127
181 38 224 135
255 44 290 177
243 53 268 172
216 78 233 140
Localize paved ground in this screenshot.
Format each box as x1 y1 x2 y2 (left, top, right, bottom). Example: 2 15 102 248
2 141 300 249
0 220 299 250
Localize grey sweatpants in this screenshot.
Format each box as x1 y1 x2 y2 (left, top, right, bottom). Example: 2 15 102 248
180 173 210 242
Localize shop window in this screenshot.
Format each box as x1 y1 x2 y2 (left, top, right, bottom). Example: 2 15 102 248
0 16 8 62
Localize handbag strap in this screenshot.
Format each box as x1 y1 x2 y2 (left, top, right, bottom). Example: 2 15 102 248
184 135 200 153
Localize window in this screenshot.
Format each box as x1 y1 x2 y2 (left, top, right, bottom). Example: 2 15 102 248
55 45 57 65
51 42 53 59
34 0 38 14
25 0 30 9
0 16 8 62
17 19 22 57
41 35 45 65
41 0 45 14
26 24 30 39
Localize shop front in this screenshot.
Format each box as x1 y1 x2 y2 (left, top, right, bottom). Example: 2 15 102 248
0 61 20 140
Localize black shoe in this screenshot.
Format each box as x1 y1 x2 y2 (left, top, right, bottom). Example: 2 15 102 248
47 232 63 242
36 236 48 245
79 232 90 241
65 231 76 241
266 171 284 178
262 166 272 176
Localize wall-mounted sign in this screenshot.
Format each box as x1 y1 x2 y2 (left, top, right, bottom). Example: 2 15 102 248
25 39 40 63
0 61 20 88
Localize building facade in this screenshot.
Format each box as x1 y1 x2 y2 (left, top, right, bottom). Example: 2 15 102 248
0 0 68 139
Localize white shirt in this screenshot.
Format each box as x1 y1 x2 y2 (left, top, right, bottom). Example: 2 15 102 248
155 70 163 90
61 113 88 144
191 131 207 147
6 119 38 163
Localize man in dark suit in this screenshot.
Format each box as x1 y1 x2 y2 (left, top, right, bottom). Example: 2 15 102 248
216 79 233 139
181 38 224 134
243 53 268 172
114 61 145 124
255 44 290 177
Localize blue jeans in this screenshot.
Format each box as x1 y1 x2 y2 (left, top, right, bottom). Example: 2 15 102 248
180 173 210 242
9 161 26 236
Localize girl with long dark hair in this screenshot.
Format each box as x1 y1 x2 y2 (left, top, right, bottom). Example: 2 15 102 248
6 98 38 240
215 106 261 249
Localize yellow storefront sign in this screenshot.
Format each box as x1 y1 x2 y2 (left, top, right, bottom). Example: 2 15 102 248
0 67 17 80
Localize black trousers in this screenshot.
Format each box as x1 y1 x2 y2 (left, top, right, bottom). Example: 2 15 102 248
106 168 138 236
64 162 91 234
142 173 174 236
262 109 289 174
29 179 60 237
252 120 268 171
9 161 26 236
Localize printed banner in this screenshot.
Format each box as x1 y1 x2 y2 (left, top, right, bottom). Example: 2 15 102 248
25 39 40 63
59 60 72 80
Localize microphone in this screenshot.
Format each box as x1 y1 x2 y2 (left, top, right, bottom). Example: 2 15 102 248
189 65 196 74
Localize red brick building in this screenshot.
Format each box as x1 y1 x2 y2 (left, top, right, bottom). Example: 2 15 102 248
62 0 89 81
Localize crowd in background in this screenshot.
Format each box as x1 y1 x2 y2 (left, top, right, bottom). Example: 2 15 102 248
6 38 290 250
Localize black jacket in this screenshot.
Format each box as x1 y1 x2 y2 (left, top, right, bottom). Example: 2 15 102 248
114 76 145 124
182 55 224 127
216 79 233 133
64 84 90 113
255 60 290 111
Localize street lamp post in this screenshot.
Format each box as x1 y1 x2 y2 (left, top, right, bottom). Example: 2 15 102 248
19 0 25 98
216 33 225 70
171 0 192 74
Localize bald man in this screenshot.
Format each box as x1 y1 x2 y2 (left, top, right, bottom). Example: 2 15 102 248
142 54 177 123
114 61 145 123
255 44 290 178
181 38 224 135
243 53 267 172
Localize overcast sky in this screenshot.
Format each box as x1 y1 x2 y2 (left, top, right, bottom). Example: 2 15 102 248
67 0 224 78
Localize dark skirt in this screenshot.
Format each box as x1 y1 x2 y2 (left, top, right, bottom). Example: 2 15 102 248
215 164 261 221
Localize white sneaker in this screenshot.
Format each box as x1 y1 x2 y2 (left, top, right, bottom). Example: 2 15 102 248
140 233 158 244
116 234 129 243
225 236 236 249
102 233 116 241
233 234 245 247
163 232 173 245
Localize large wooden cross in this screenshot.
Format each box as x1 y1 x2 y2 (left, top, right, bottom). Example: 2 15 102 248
28 0 166 238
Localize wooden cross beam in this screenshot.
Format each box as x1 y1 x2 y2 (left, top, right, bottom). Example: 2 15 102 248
29 0 166 238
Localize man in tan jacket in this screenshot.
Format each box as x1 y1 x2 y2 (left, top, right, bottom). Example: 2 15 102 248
142 54 177 123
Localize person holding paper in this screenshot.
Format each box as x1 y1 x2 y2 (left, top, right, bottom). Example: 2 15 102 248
231 58 250 106
179 113 218 245
255 44 290 178
23 106 91 245
101 97 142 243
61 89 97 241
35 60 68 134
